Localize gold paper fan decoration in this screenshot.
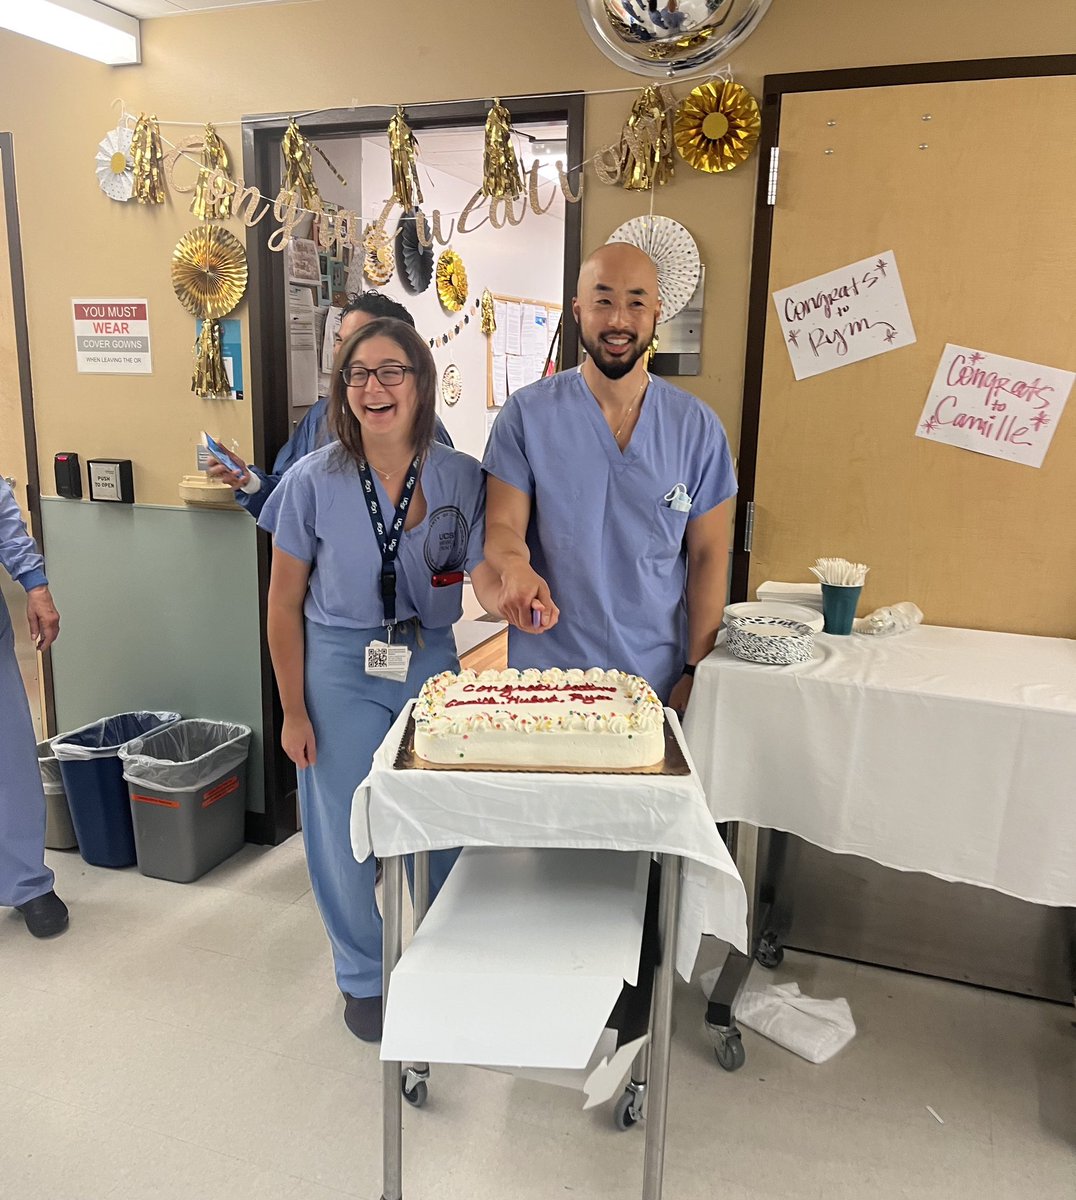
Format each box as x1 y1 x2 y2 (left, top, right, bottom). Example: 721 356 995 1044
363 224 395 286
674 81 760 173
435 249 468 312
171 225 248 319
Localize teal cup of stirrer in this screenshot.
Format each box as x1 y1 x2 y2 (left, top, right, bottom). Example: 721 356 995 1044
821 584 862 635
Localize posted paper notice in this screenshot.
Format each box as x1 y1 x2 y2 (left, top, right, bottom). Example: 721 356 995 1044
73 299 151 374
773 252 915 380
915 344 1073 468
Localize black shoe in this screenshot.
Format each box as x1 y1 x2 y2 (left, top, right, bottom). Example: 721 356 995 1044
343 993 383 1042
16 890 69 938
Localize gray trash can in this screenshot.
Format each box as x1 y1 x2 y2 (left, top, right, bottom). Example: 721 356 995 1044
119 719 252 883
38 739 78 851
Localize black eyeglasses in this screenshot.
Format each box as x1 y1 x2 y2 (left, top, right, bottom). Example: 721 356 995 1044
341 364 413 388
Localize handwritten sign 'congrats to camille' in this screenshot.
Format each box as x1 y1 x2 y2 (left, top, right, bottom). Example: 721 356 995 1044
915 345 1073 469
773 251 916 381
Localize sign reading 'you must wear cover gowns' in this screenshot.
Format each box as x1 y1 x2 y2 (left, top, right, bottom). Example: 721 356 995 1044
72 298 151 374
773 251 916 380
915 344 1073 469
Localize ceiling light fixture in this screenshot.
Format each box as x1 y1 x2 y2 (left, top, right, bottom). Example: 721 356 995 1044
0 0 140 66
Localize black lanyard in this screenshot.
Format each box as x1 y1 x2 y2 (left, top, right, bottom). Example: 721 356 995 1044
358 454 421 633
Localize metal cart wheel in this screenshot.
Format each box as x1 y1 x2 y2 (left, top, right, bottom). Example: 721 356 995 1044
613 1087 644 1131
713 1031 746 1072
754 935 784 970
402 1078 428 1108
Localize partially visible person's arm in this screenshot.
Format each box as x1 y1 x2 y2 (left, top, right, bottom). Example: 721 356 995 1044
26 587 60 652
0 483 60 651
266 546 317 768
468 561 503 618
0 481 47 591
667 497 733 714
484 477 558 633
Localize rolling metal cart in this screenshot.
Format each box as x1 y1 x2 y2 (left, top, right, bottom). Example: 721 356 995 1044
352 705 748 1200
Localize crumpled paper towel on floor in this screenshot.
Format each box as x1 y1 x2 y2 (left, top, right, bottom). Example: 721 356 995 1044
700 966 856 1064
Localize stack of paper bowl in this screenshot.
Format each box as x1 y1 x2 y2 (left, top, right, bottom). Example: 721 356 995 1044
726 615 815 665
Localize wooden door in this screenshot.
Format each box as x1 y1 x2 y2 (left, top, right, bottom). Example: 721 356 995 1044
740 67 1076 636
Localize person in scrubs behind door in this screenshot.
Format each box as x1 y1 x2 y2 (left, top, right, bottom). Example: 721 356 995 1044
259 317 499 1043
482 242 737 1046
0 478 67 938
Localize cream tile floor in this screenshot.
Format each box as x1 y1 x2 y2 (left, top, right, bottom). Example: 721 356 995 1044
1 839 1072 1199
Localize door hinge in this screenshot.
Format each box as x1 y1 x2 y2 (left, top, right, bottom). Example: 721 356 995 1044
742 500 756 553
766 147 780 206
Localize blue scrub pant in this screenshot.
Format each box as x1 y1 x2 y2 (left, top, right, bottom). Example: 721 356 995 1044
0 595 54 908
300 620 461 999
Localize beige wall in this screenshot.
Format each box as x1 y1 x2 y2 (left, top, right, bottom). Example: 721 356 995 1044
1 0 1074 504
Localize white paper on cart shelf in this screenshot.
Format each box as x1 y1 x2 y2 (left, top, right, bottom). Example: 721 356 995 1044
380 847 648 1070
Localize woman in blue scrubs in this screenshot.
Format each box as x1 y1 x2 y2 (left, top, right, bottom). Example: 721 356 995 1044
259 317 498 1042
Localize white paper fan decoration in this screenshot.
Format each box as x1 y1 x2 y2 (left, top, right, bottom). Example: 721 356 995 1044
607 216 701 323
96 126 134 202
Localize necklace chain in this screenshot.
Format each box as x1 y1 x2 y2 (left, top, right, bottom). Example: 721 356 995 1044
613 377 648 444
364 452 415 482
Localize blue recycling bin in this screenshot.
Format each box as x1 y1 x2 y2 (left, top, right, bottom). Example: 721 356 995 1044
53 711 180 868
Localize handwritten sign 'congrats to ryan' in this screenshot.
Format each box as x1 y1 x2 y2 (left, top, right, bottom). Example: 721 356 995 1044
915 345 1073 469
773 252 916 381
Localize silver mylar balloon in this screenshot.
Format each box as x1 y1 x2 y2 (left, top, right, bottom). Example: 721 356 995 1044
575 0 773 76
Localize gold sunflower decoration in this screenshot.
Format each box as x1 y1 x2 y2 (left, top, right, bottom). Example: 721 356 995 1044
172 225 248 398
171 225 248 319
436 249 468 313
674 81 761 173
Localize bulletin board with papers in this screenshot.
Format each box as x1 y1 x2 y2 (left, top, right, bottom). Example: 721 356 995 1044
487 293 562 410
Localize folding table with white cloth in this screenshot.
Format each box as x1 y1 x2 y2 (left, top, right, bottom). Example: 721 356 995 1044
683 624 1076 1070
351 704 747 1200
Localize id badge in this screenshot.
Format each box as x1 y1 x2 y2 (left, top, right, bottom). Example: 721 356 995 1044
364 639 411 682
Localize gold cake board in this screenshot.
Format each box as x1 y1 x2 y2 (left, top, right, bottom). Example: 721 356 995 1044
393 714 690 776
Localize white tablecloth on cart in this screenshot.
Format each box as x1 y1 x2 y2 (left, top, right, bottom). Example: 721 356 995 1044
683 625 1076 907
352 705 748 979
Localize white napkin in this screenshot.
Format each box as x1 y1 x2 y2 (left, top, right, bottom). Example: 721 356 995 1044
756 581 824 611
700 967 855 1064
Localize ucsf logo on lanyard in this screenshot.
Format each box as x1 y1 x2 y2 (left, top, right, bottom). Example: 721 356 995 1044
358 454 421 681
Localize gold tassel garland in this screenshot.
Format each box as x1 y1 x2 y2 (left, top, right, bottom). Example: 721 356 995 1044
387 106 423 210
281 119 321 212
480 288 496 335
191 124 232 221
620 86 675 190
481 98 524 199
192 319 231 398
131 113 165 205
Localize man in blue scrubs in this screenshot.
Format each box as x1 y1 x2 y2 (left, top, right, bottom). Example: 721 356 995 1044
207 292 453 517
0 479 67 938
484 241 736 710
483 242 736 1046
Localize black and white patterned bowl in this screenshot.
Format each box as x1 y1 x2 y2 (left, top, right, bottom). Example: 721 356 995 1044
726 615 814 665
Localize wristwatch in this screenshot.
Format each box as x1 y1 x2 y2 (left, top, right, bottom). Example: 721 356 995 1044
682 663 696 678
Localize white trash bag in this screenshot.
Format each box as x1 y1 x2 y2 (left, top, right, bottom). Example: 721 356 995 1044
700 966 856 1064
119 719 251 793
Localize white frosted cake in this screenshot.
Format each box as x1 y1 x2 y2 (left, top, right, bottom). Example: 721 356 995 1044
413 667 666 769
